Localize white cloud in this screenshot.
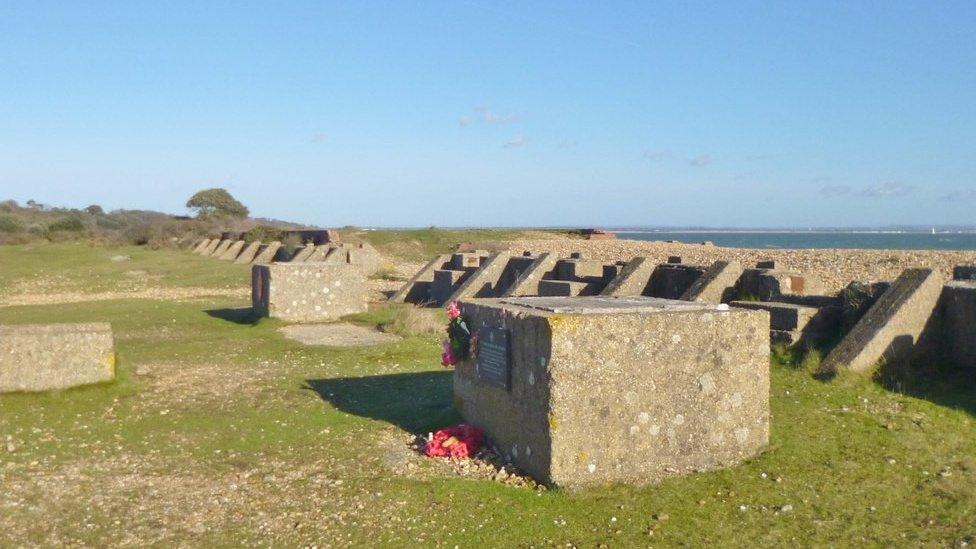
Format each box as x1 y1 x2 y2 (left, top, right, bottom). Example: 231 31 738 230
819 184 851 197
503 136 526 148
310 133 327 144
477 107 516 124
858 182 914 198
642 149 672 161
940 189 976 201
688 154 712 167
458 116 471 127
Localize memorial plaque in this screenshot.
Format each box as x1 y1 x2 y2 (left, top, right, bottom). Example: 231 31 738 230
476 327 511 390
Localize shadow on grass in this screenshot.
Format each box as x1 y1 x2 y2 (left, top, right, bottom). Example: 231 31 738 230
304 371 459 433
206 307 261 325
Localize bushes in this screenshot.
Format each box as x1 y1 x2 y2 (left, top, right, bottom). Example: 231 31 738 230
48 216 86 232
0 215 24 233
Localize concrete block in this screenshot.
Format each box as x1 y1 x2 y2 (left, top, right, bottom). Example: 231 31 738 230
253 242 282 264
450 252 487 270
839 281 891 332
390 254 451 304
192 238 212 254
234 241 262 264
538 279 603 296
290 245 316 263
600 257 655 296
503 253 559 297
448 252 514 303
556 259 607 280
210 239 233 258
756 260 776 269
820 268 944 375
306 245 336 263
218 240 245 261
941 280 976 371
648 264 707 299
681 261 743 304
454 296 769 487
0 323 115 392
252 263 367 322
731 300 840 348
492 256 538 297
431 269 469 306
953 265 976 281
737 268 824 301
346 243 383 275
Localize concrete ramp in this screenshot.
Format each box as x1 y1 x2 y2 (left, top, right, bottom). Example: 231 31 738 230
253 242 282 264
210 239 233 257
503 253 558 297
447 252 513 302
389 254 450 304
218 240 245 261
600 257 654 296
819 268 943 375
234 241 262 264
681 260 743 303
192 238 211 254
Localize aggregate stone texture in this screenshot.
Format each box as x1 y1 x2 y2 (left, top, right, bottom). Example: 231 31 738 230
681 260 743 304
0 323 116 392
252 263 368 322
279 323 400 347
453 296 770 488
941 280 976 371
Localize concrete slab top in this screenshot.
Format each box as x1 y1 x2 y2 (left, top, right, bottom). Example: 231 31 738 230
495 295 718 314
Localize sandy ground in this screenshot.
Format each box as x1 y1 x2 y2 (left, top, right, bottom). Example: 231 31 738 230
494 238 976 294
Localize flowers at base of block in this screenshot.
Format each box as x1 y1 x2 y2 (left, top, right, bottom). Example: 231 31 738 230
441 301 470 368
424 424 485 459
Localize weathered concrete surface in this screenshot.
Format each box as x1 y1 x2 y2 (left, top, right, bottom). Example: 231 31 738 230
290 245 316 263
306 245 336 263
389 254 450 304
731 300 840 348
454 296 769 488
819 268 944 375
647 264 707 299
941 280 976 370
953 265 976 280
600 257 655 296
0 323 116 393
218 240 245 261
431 269 470 305
538 279 603 296
681 260 743 304
346 242 383 275
252 263 367 322
234 241 263 264
503 253 559 297
839 281 891 332
737 268 824 301
192 238 212 254
210 239 233 258
555 259 607 281
448 252 514 303
200 239 221 256
253 242 282 264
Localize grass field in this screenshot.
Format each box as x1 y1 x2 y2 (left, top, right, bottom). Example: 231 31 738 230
1 242 975 546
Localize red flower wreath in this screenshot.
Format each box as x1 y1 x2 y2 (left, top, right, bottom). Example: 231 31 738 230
424 424 485 459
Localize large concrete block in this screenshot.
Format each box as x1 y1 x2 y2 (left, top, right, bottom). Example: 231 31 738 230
942 280 976 371
647 264 707 299
389 254 451 304
218 240 245 261
210 239 233 257
953 265 976 281
234 241 263 264
600 257 654 296
431 269 469 306
555 259 607 281
448 252 514 303
0 323 115 392
253 242 282 264
290 245 317 263
192 238 212 254
454 296 769 488
737 268 824 301
538 279 603 296
681 261 743 304
503 253 559 297
200 239 221 256
820 269 944 375
731 300 840 348
251 263 368 322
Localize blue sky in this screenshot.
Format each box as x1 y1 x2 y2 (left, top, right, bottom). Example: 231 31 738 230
1 2 974 228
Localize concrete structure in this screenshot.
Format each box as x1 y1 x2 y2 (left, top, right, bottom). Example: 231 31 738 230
681 261 743 304
210 239 233 258
503 253 559 297
234 241 263 264
290 245 317 263
731 300 840 348
200 239 221 256
647 262 708 299
0 323 115 393
839 281 891 332
819 268 944 375
218 240 245 261
453 295 770 488
953 265 976 281
427 252 491 306
737 266 824 301
192 238 212 254
253 242 282 264
447 252 518 302
941 280 976 371
389 254 451 304
252 263 368 322
600 257 655 296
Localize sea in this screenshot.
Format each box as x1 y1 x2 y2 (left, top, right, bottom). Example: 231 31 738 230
617 231 976 251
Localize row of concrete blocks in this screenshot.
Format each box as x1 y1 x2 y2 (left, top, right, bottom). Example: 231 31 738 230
188 237 382 274
392 250 976 375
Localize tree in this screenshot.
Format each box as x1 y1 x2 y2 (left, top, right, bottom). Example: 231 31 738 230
84 205 104 215
185 188 249 218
